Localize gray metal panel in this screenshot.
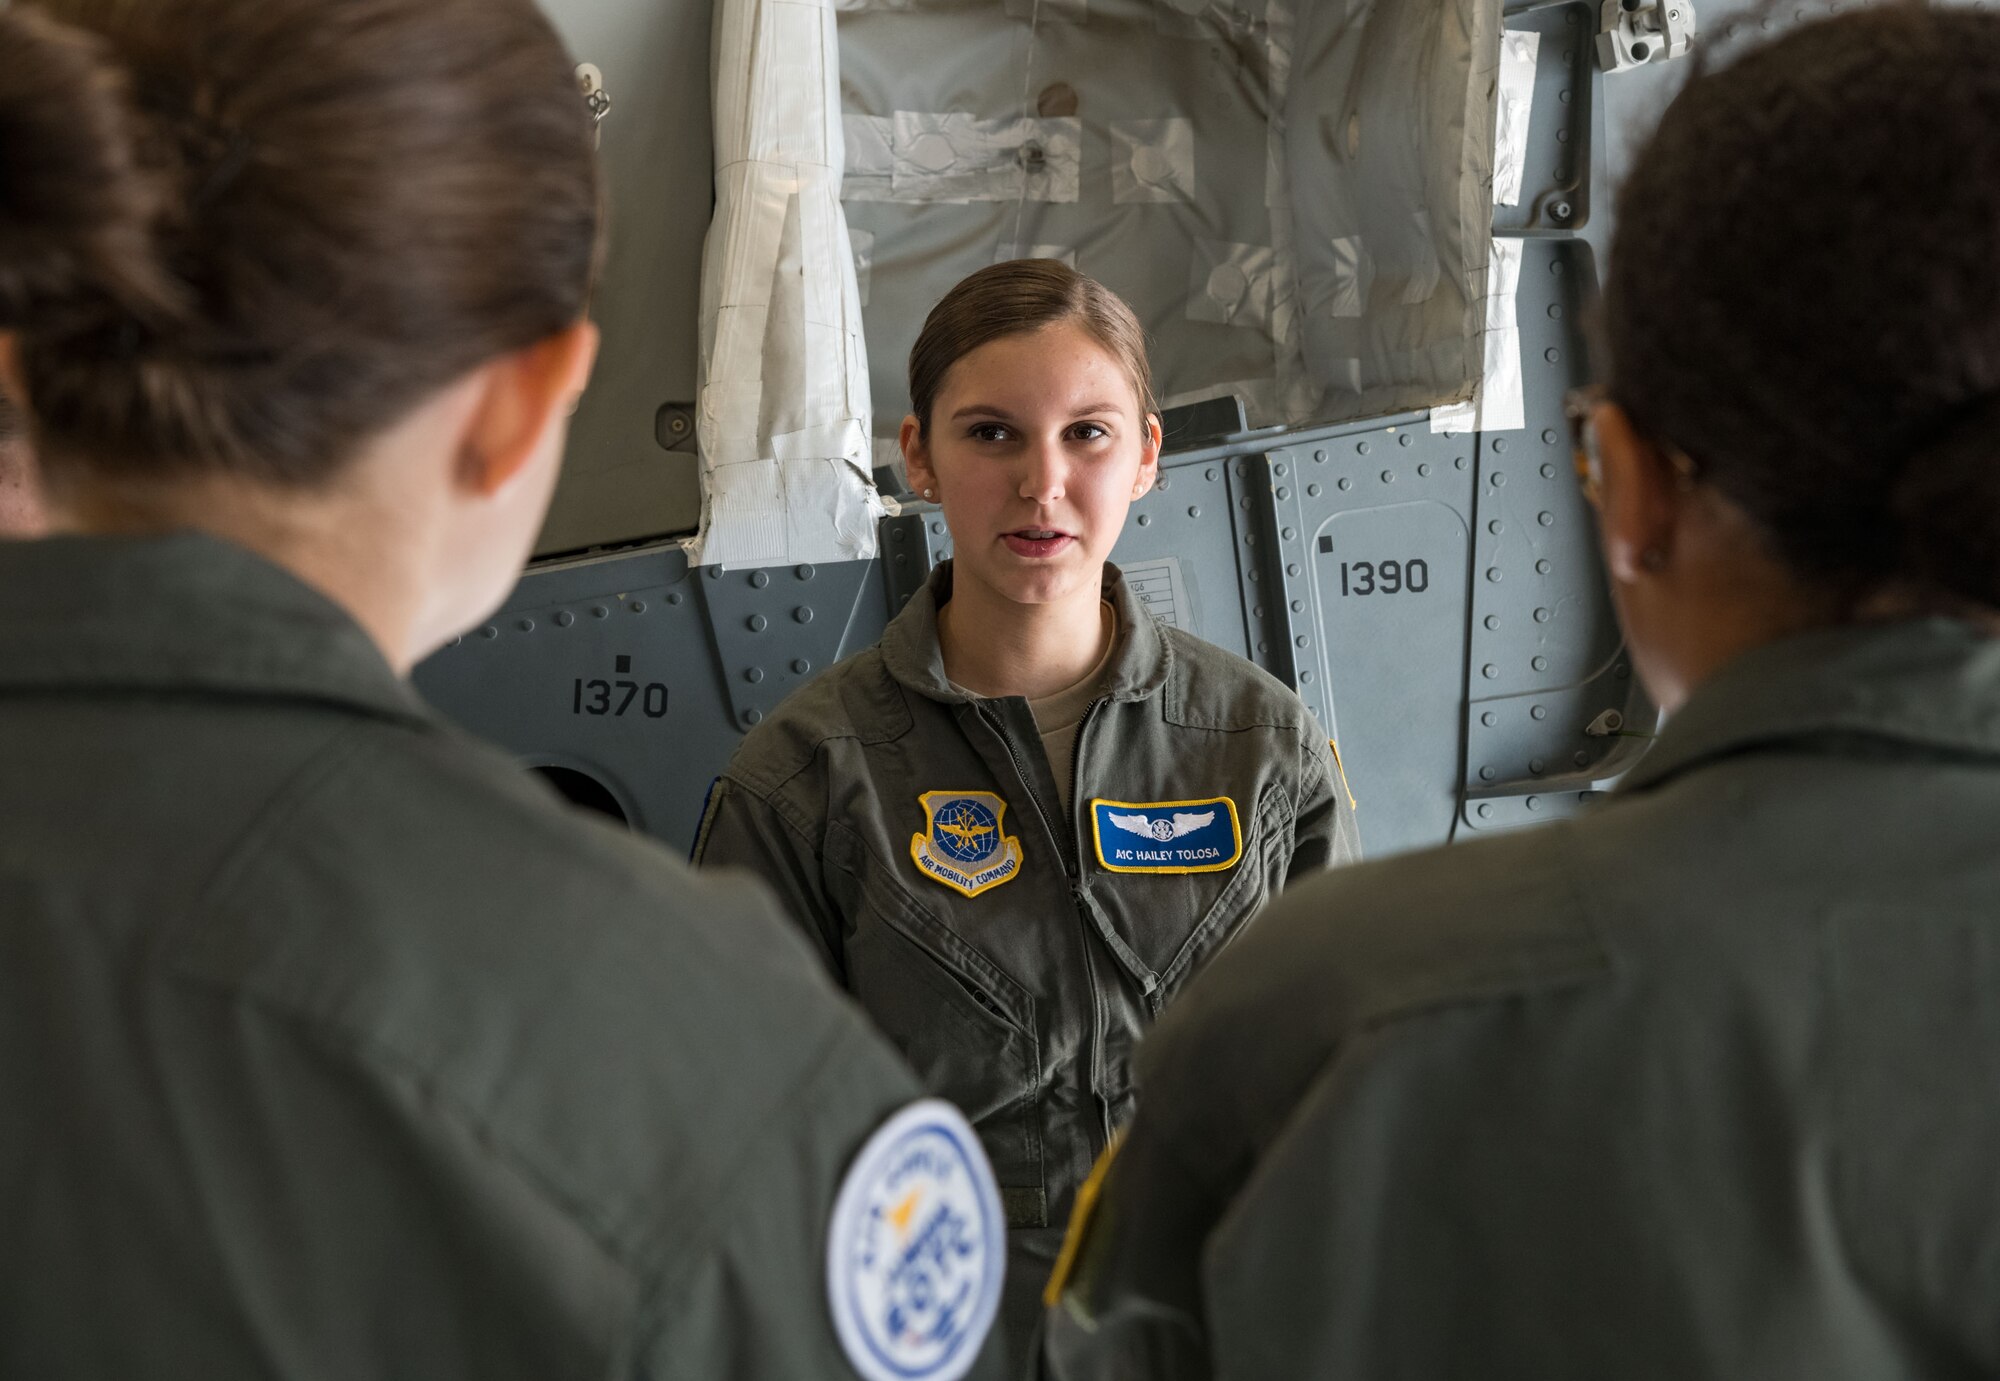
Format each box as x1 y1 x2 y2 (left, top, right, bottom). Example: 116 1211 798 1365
531 0 709 555
1493 0 1596 236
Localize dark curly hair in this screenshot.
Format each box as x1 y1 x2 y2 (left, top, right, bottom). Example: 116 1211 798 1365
1605 3 2000 607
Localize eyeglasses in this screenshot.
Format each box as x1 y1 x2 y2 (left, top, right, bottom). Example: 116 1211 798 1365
1562 385 1701 507
1563 386 1607 507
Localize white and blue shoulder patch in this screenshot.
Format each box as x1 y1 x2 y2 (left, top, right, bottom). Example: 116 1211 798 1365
828 1098 1005 1381
1091 796 1243 874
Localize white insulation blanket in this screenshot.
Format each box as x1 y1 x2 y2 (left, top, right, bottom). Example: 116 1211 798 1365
694 0 886 567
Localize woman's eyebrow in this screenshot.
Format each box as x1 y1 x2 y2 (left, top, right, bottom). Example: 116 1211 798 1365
950 403 1015 421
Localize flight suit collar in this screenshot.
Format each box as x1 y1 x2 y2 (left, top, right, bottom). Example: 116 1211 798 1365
1621 617 2000 794
879 559 1172 705
0 531 433 727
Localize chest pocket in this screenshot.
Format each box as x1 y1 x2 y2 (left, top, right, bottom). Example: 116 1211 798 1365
823 824 1047 1225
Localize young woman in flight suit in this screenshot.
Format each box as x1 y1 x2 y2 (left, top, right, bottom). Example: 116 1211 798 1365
0 4 990 1377
1044 10 2000 1379
695 260 1362 1358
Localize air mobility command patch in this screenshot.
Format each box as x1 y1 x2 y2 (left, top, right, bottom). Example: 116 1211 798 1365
1091 796 1243 873
827 1098 1005 1381
910 790 1024 898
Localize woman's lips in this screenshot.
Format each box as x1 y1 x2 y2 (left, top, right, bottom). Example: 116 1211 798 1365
1001 530 1075 559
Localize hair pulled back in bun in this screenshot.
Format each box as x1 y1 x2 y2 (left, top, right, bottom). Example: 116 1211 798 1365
0 0 601 486
1604 5 2000 610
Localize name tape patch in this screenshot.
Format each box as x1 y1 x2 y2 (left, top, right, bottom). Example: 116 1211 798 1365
910 790 1024 898
828 1098 1006 1381
1091 796 1243 874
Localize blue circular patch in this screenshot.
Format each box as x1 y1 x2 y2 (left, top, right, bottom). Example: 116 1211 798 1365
827 1099 1004 1381
930 797 1000 867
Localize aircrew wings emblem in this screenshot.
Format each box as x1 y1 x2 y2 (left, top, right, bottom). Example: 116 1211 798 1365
910 791 1024 898
1106 809 1215 842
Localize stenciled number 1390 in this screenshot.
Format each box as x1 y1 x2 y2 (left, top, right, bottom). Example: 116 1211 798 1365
1339 558 1430 597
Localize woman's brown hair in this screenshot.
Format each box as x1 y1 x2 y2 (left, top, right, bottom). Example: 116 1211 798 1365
908 260 1158 437
0 0 601 487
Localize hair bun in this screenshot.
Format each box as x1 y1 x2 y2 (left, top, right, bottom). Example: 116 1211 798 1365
0 6 182 334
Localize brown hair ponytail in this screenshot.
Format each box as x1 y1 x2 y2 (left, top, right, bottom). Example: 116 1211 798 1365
0 0 602 486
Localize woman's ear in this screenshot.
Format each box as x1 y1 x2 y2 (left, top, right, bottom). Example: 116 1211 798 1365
454 321 599 498
1593 401 1683 585
1132 412 1162 501
900 413 937 500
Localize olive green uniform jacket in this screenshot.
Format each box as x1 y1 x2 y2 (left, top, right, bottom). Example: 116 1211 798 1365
1046 618 2000 1380
0 534 926 1380
694 561 1361 1361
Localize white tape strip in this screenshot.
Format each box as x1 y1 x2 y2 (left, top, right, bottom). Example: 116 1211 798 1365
695 0 885 566
1431 236 1526 435
1493 31 1541 208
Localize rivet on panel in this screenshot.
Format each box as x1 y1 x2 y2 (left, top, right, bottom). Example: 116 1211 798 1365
1492 438 1510 454
1254 605 1266 619
1248 569 1261 583
1531 704 1548 720
1380 470 1395 484
555 611 574 628
1530 759 1545 775
709 564 726 579
1282 527 1295 541
1295 635 1309 648
1477 803 1494 819
1138 514 1152 527
1206 467 1219 480
1575 750 1591 767
629 601 647 614
1542 429 1560 445
1536 559 1553 574
750 571 770 589
1486 568 1502 582
745 666 765 683
1313 450 1328 463
794 606 814 624
1239 496 1252 511
1275 488 1288 501
1482 663 1498 678
591 605 609 619
1300 670 1315 684
1534 607 1553 623
1188 505 1202 518
931 522 945 536
1306 484 1321 497
1399 433 1414 448
744 708 763 725
481 625 499 640
1287 563 1301 577
1539 511 1555 527
1545 348 1563 364
1484 615 1499 631
1258 640 1269 653
1532 655 1549 671
517 618 535 632
792 658 811 674
796 563 816 581
1541 463 1558 479
1274 463 1287 477
1357 441 1371 456
1491 471 1507 487
1480 766 1497 781
1418 463 1432 477
1481 712 1497 727
1338 477 1353 491
1454 456 1468 470
1488 520 1504 535
1525 795 1542 810
747 614 768 631
1291 599 1304 612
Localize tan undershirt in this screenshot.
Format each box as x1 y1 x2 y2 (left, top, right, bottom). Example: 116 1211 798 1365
1029 601 1118 816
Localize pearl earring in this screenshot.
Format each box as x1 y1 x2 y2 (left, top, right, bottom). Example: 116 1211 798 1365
923 488 936 500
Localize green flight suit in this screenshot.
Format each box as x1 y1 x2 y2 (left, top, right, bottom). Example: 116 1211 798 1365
694 560 1361 1366
1047 618 2000 1379
0 533 948 1380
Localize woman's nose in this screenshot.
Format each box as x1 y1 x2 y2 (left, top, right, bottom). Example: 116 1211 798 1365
1020 438 1068 503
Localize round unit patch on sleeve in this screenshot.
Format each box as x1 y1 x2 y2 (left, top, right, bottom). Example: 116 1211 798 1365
827 1098 1005 1381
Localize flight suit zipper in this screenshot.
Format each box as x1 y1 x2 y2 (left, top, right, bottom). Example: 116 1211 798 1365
976 698 1115 1155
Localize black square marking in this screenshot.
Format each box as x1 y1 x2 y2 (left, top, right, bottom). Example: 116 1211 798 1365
615 655 632 674
1317 534 1334 555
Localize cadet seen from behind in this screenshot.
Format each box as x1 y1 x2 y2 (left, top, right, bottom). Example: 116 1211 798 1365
695 260 1361 1364
1045 9 2000 1377
0 3 1003 1378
